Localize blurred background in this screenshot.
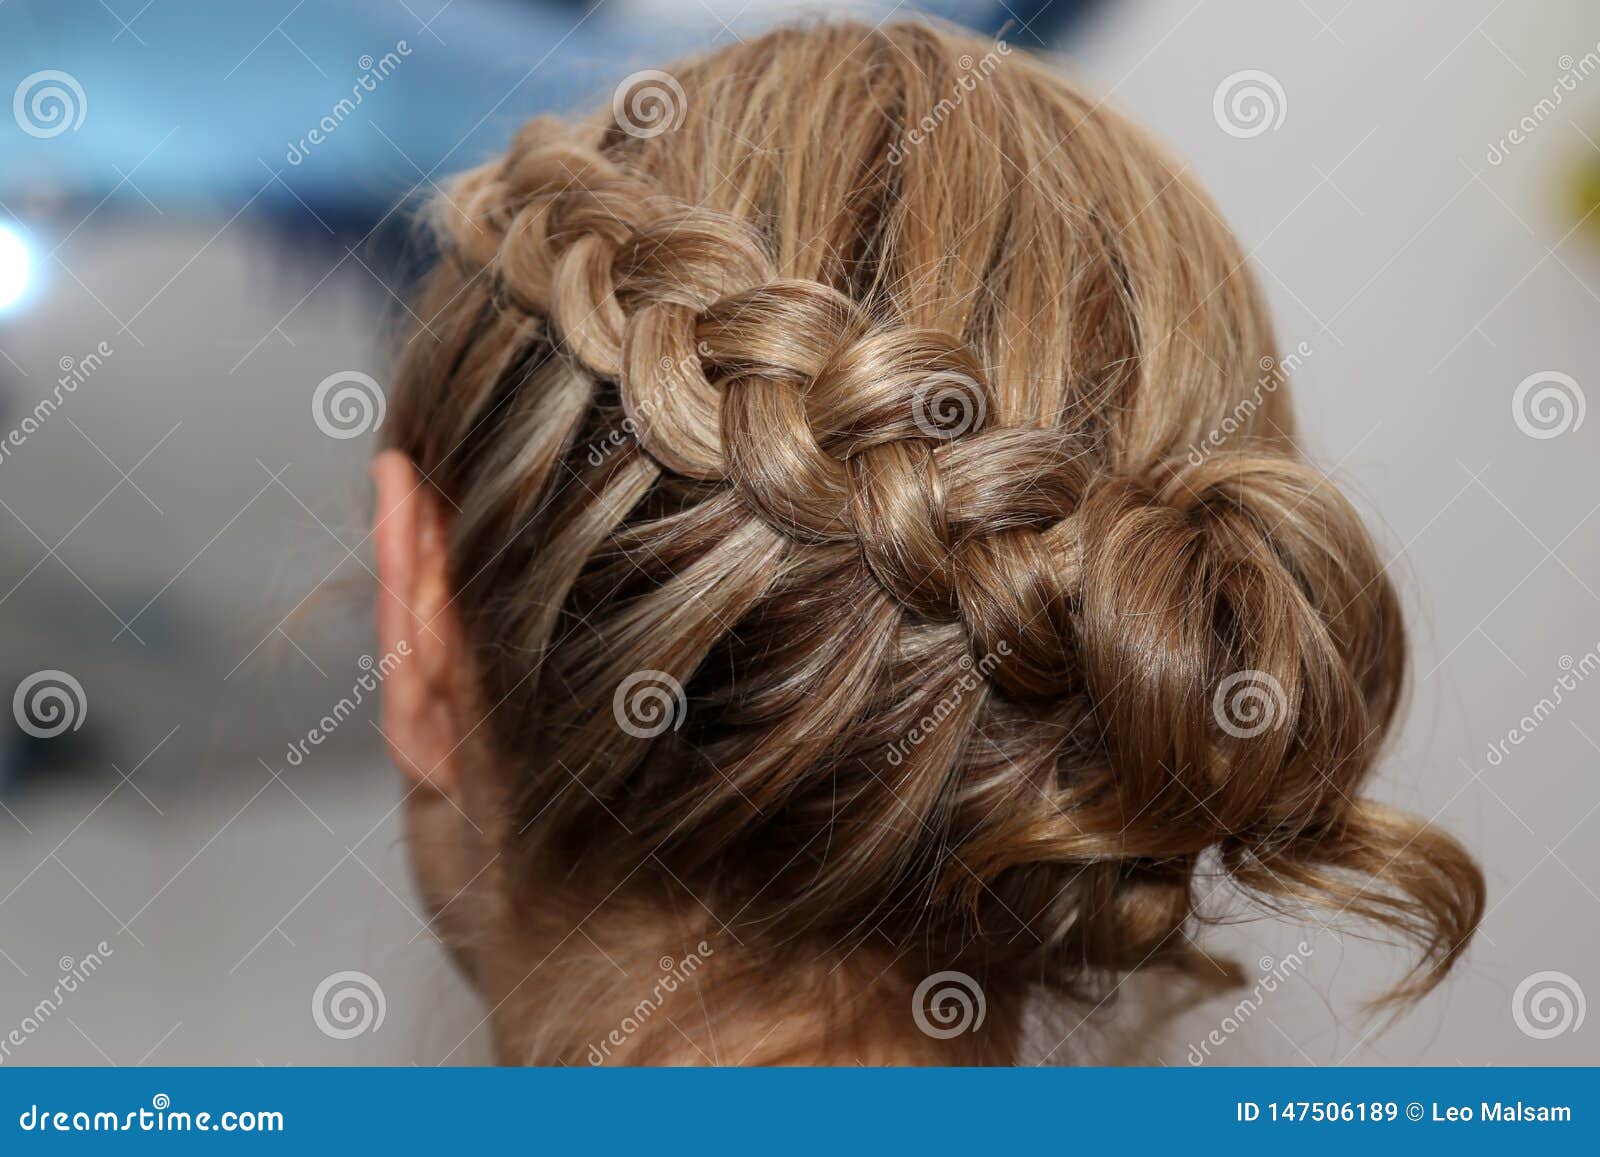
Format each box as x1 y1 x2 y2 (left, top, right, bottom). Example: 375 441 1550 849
0 0 1595 1066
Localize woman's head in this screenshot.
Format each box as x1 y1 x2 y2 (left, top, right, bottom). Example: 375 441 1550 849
372 19 1481 1064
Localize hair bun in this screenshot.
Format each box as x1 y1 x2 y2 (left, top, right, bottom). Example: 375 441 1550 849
1077 453 1391 835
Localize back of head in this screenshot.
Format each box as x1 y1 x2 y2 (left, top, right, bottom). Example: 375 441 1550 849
387 19 1481 1063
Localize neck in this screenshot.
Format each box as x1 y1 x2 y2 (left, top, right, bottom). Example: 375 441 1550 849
468 876 1017 1066
406 784 1021 1065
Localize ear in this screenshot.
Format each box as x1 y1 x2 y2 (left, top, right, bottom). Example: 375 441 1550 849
372 450 465 795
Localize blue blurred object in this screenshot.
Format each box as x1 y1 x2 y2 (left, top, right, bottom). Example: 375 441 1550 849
0 1 1096 233
2 1 643 222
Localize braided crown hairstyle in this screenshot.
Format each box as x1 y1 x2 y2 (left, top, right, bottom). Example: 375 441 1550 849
387 20 1481 1047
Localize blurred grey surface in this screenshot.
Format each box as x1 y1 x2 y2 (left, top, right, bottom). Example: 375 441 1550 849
1 0 1597 1065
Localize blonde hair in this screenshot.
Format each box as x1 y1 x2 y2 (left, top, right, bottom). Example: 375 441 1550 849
387 19 1481 1063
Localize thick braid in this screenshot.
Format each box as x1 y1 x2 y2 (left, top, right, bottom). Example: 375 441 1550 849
452 126 1434 927
450 129 1111 697
445 134 1428 845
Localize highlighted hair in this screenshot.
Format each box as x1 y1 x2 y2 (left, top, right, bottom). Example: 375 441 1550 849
387 20 1481 1060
